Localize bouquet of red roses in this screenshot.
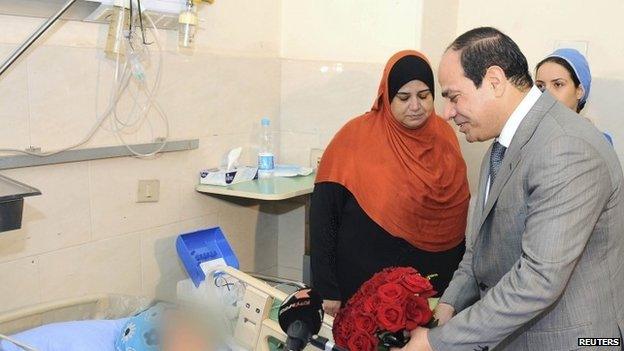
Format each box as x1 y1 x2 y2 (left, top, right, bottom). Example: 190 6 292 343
332 267 437 351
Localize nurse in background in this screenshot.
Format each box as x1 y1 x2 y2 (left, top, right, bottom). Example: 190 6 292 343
535 48 613 144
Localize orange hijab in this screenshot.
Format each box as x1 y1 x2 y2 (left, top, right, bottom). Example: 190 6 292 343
316 50 470 252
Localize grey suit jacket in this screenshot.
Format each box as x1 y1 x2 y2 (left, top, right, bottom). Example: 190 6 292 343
428 92 624 351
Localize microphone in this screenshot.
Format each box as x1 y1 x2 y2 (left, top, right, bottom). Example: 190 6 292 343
278 288 349 351
278 288 323 351
310 335 349 351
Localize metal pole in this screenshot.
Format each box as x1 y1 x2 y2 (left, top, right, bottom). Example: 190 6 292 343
0 0 78 77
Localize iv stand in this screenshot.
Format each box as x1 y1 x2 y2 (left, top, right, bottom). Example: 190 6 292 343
0 0 78 77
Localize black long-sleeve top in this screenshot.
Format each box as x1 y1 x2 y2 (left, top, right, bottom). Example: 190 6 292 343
310 182 465 304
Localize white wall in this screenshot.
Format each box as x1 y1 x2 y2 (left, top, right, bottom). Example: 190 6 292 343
281 0 423 63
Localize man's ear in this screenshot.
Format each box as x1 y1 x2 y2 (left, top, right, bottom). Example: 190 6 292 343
484 65 506 97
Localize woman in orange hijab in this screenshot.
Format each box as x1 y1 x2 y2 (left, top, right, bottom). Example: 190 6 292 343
310 50 470 316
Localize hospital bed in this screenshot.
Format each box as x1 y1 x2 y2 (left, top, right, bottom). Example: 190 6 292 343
0 266 335 351
0 294 150 337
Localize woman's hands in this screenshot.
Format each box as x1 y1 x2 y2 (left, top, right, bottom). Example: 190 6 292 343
323 299 342 317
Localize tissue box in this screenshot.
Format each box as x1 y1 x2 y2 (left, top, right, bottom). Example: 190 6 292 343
199 166 258 186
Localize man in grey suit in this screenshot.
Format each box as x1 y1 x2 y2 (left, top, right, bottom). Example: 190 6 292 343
395 27 624 350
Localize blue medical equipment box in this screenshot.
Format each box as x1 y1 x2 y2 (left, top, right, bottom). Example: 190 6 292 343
176 226 239 287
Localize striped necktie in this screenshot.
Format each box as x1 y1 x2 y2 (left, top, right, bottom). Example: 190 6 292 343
489 141 507 185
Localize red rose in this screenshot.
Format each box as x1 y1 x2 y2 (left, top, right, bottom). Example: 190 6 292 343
347 331 377 351
385 266 416 274
364 275 384 291
332 312 352 347
354 312 377 334
378 283 408 303
401 274 436 297
383 269 405 283
353 292 369 307
347 291 365 307
376 303 406 332
405 295 433 330
363 294 381 314
361 281 378 297
378 267 408 281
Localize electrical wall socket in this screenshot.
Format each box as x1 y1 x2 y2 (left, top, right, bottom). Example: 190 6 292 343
309 148 325 168
137 179 160 203
234 286 272 349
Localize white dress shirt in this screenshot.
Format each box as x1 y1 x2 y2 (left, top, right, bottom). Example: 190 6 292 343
485 86 542 203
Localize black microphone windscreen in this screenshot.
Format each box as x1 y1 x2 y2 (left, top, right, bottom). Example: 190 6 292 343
278 288 324 335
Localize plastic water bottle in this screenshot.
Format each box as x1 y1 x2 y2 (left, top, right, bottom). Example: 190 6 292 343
258 117 275 178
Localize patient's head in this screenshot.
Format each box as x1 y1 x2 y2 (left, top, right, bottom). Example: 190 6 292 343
117 303 218 351
162 308 216 351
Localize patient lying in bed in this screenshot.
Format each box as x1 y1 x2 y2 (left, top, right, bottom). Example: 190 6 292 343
1 303 221 351
117 302 216 351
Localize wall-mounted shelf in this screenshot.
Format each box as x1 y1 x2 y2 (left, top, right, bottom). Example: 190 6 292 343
0 139 199 170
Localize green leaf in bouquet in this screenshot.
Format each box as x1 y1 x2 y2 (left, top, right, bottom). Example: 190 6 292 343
426 273 439 280
428 297 439 310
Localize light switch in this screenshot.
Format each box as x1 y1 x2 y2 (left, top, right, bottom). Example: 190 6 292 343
137 179 160 203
